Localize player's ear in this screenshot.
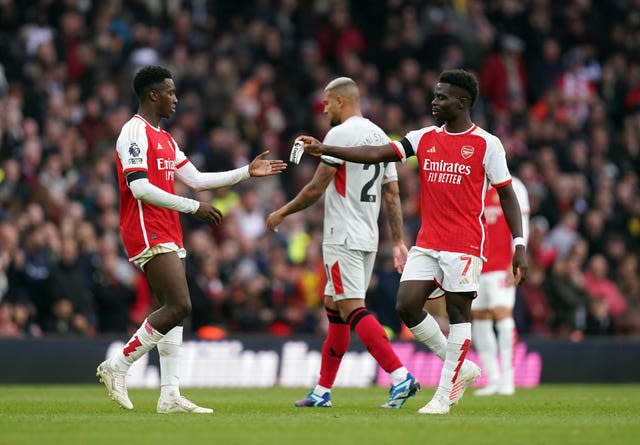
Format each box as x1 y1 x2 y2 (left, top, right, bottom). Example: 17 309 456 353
148 89 158 102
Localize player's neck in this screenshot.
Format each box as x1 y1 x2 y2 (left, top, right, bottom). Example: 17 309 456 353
444 115 473 134
340 109 361 123
137 107 162 127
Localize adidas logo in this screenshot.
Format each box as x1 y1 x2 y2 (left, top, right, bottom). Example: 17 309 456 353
157 142 164 150
427 146 436 153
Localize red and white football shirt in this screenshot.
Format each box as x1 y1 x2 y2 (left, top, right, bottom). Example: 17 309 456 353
115 114 189 260
391 124 511 259
483 177 530 272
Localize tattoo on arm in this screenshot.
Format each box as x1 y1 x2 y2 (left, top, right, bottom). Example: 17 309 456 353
383 183 403 243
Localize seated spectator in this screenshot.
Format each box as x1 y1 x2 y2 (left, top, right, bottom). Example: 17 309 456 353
583 254 628 333
92 253 135 334
519 263 552 336
43 297 94 336
0 301 19 337
45 237 95 334
12 301 42 337
544 256 588 340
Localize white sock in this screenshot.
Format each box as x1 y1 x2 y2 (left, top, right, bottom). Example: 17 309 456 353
409 314 447 360
390 366 410 386
313 384 331 395
496 317 516 387
109 318 164 372
472 319 500 384
435 322 471 403
158 326 183 400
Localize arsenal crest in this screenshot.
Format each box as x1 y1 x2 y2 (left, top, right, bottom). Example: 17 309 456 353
461 145 474 159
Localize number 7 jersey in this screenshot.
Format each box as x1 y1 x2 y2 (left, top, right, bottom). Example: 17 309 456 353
320 116 398 252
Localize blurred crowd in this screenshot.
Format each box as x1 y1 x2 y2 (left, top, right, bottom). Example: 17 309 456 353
0 0 639 340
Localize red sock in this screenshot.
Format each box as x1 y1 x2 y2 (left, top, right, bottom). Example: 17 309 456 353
318 308 350 388
347 307 402 373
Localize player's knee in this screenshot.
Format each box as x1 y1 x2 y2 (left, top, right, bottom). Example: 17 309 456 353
396 298 418 325
180 301 192 318
446 301 469 324
167 301 191 321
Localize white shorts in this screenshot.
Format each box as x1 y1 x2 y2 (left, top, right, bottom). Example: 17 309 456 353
472 270 516 310
322 244 376 300
132 243 187 270
400 247 482 295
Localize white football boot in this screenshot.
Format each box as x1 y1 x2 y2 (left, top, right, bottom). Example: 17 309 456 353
157 396 213 414
96 360 133 410
418 395 451 415
450 361 481 404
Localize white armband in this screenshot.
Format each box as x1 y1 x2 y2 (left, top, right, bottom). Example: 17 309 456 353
129 178 199 214
512 237 526 248
176 162 250 191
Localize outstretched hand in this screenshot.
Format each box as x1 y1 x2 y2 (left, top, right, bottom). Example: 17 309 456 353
297 135 324 157
249 151 288 177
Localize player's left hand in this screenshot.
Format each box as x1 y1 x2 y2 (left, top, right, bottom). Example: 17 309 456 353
392 243 408 273
512 245 528 286
266 210 285 232
249 151 288 177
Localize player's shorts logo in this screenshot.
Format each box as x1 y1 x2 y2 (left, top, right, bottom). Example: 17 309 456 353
461 145 474 159
129 142 141 156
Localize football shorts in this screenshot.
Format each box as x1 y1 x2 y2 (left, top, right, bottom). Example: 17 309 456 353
400 247 482 294
132 242 187 270
472 270 516 310
322 244 376 300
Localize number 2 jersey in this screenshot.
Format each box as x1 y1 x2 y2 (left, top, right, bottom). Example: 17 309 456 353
115 114 189 260
391 124 512 259
321 116 398 252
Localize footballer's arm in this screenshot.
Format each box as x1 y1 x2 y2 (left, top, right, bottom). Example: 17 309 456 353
298 135 400 164
266 162 336 232
382 180 408 273
175 151 287 191
496 182 528 284
127 172 222 224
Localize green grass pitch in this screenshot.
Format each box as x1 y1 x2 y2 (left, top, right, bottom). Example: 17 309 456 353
1 385 638 445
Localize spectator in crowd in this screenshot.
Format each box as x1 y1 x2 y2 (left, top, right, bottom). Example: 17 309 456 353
583 254 627 334
45 237 95 335
544 254 589 340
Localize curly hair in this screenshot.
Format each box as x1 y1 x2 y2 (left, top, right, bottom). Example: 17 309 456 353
133 66 172 100
438 69 479 106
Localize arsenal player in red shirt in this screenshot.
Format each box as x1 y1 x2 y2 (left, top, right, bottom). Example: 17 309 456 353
97 66 286 413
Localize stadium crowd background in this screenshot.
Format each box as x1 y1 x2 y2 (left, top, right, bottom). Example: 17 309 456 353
0 0 638 341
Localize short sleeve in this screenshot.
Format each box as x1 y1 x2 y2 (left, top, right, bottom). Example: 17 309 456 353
483 135 512 187
512 177 530 215
171 136 189 169
116 119 149 174
381 161 398 184
321 127 346 167
390 128 434 163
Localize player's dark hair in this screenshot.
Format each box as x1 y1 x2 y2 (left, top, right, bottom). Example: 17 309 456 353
133 66 172 100
439 70 479 106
